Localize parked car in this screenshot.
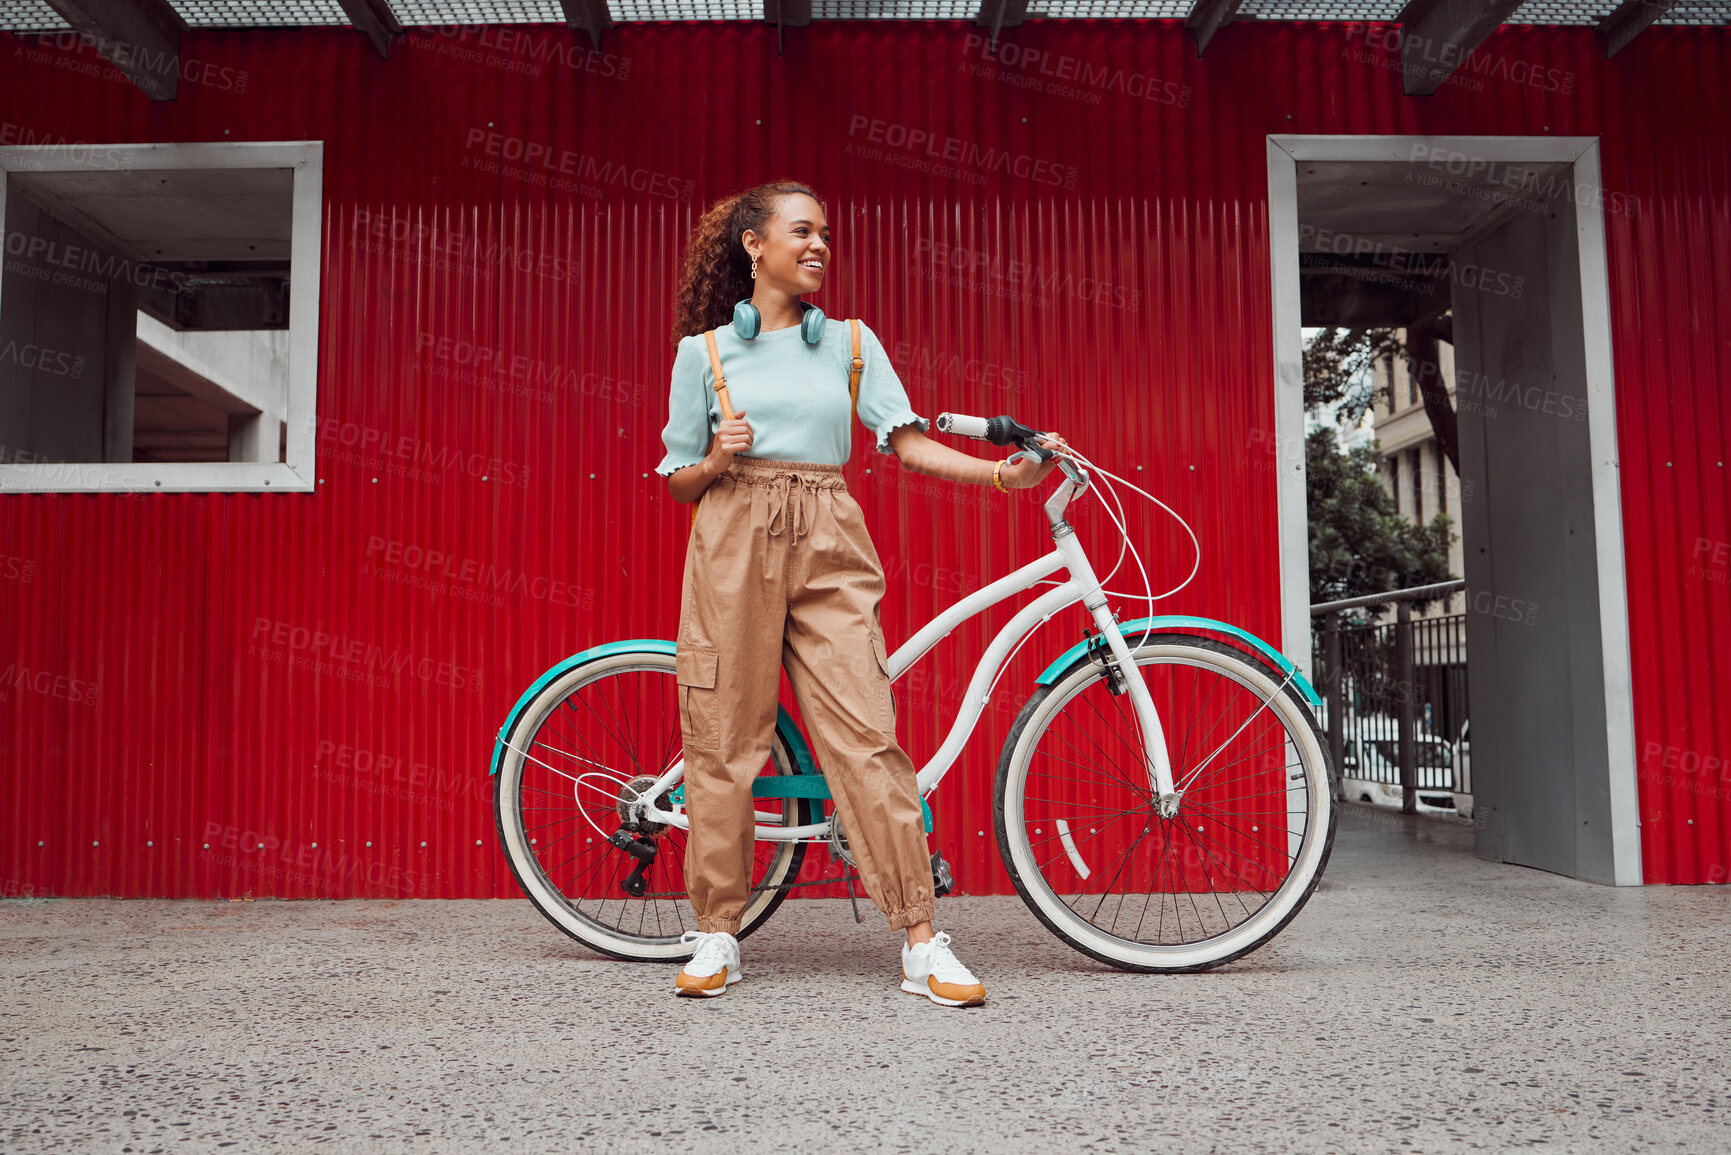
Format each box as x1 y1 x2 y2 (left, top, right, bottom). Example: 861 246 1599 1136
1340 732 1459 816
1451 720 1473 819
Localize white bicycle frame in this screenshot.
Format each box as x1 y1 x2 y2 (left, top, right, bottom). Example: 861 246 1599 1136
628 460 1182 842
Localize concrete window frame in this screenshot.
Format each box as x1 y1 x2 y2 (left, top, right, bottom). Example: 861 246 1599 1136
0 140 322 494
1266 133 1641 885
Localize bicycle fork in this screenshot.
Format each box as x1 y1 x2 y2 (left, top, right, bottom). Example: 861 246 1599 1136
1048 493 1181 816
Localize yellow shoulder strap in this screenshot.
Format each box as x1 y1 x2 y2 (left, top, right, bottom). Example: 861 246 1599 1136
702 329 735 421
847 318 862 424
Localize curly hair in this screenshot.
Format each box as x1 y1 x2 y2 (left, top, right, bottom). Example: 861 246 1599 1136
670 180 824 348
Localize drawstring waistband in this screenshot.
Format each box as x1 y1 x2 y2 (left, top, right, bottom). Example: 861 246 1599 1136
713 459 847 546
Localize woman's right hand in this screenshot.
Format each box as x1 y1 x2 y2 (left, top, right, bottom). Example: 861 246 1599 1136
709 409 753 463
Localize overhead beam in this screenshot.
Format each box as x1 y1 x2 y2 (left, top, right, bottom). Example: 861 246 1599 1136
1397 0 1528 97
42 0 186 102
1184 0 1244 57
764 0 810 57
763 0 811 25
560 0 614 53
335 0 403 59
1596 0 1681 58
972 0 1028 57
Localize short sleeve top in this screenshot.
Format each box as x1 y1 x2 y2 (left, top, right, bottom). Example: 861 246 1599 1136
655 318 929 476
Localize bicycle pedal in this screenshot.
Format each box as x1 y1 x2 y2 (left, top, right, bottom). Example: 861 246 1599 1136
930 852 955 898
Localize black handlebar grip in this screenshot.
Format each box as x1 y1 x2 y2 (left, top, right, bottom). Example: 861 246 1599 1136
984 416 1055 462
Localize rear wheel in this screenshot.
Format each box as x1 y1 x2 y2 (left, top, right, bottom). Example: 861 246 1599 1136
494 651 812 962
995 634 1334 972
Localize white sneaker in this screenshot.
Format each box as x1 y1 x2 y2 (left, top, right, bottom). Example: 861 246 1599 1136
675 930 742 997
901 931 986 1007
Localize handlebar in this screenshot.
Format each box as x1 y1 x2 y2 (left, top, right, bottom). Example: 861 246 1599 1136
935 412 1055 463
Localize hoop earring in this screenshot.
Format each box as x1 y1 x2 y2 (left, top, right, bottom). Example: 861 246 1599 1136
750 255 758 280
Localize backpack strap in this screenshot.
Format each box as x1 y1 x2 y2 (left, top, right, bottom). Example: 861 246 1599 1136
846 318 863 424
701 329 736 421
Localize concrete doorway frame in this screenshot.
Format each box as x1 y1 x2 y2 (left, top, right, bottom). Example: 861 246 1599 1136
1265 134 1642 886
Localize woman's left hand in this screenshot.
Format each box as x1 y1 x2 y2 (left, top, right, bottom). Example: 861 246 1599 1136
999 434 1068 490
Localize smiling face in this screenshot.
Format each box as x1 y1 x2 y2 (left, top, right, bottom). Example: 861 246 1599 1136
741 193 831 298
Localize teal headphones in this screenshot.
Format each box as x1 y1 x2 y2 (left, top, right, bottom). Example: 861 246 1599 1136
732 298 828 344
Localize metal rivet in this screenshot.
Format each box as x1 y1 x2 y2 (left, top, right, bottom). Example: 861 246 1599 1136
147 840 153 847
475 840 482 847
421 841 427 847
203 843 210 849
366 841 373 847
92 840 99 847
977 830 985 836
311 842 318 848
371 478 378 484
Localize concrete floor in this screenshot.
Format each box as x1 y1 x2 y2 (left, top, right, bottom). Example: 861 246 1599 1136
2 804 1727 1154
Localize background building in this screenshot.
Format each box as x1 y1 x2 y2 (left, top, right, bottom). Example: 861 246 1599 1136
1 4 1727 896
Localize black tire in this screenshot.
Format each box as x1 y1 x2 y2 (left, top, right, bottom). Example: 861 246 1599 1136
994 633 1335 973
494 651 813 962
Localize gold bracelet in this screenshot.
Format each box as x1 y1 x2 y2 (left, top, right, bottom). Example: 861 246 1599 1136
992 459 1010 493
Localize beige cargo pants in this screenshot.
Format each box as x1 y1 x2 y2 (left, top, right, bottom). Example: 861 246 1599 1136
676 457 935 934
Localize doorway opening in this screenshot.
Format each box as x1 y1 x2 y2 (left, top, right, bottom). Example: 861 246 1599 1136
1267 136 1641 885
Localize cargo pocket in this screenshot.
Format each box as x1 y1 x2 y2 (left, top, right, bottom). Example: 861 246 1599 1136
676 643 720 751
870 629 897 726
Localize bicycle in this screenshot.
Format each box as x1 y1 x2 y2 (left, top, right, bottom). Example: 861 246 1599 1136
491 413 1336 973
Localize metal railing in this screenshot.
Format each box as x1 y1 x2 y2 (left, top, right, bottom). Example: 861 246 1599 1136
1312 580 1469 814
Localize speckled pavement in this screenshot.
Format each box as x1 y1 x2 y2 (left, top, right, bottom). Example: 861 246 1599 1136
2 804 1726 1154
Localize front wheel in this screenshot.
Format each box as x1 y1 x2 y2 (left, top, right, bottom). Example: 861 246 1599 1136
995 634 1335 973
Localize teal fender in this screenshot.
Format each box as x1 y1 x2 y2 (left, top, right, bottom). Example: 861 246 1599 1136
491 639 818 778
1034 616 1322 709
490 638 932 832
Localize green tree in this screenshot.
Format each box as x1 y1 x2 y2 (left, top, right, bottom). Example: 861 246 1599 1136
1307 426 1453 610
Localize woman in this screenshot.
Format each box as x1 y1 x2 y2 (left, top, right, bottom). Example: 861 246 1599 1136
656 180 1062 1006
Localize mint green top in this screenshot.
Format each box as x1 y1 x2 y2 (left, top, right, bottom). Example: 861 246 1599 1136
655 318 929 476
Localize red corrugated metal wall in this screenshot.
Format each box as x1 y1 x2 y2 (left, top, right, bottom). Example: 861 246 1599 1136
0 21 1725 895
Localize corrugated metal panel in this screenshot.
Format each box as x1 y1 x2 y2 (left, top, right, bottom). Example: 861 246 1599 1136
0 22 1725 896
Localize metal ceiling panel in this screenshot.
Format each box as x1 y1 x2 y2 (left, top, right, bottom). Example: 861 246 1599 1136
168 0 352 24
1026 0 1193 16
388 0 565 24
0 0 68 30
1237 0 1404 18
